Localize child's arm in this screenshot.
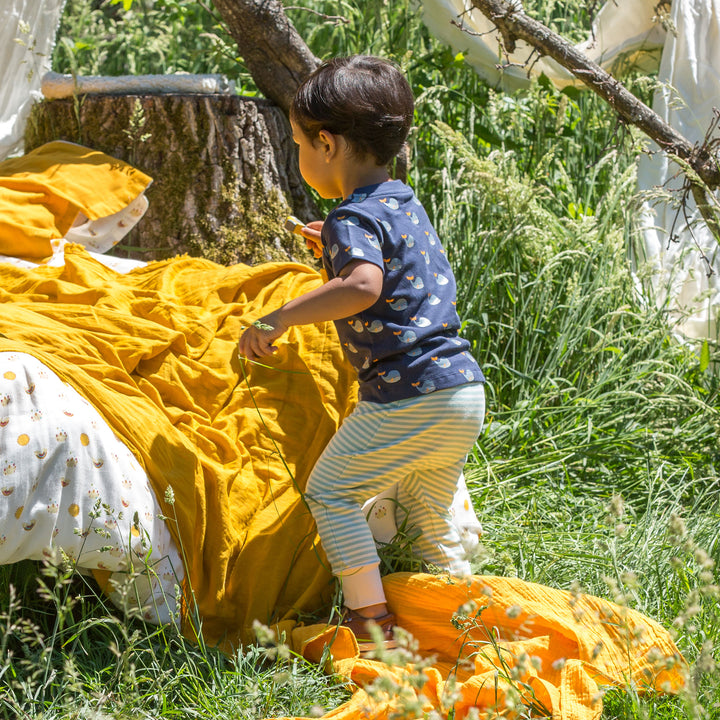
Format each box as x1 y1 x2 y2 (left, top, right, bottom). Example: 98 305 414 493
237 259 382 361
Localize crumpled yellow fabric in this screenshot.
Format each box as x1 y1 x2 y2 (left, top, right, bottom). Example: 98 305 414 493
0 244 356 647
286 572 686 720
0 243 687 715
0 141 151 261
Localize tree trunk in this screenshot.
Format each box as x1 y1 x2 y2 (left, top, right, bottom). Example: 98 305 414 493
25 93 320 265
211 0 319 116
210 0 410 181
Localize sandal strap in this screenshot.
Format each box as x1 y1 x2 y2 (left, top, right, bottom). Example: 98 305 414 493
340 608 396 643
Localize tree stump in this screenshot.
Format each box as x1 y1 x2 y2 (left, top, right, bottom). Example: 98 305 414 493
25 93 320 265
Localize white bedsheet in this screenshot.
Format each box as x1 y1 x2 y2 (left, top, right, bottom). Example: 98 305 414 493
0 351 183 625
0 0 66 160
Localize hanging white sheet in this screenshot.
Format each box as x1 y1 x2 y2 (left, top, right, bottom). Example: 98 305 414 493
422 0 720 341
0 0 66 160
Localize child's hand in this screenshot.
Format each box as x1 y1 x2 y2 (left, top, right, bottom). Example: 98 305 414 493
237 313 287 361
301 221 324 259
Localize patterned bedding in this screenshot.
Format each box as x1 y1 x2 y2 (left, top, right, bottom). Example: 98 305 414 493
0 351 183 624
0 142 181 624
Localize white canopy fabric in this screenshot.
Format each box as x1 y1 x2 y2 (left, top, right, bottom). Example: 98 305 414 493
0 0 67 160
634 0 720 341
422 0 720 341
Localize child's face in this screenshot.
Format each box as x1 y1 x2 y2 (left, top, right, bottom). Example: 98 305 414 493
291 119 343 200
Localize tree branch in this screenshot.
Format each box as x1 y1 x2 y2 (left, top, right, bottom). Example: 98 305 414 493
469 0 720 195
212 0 319 115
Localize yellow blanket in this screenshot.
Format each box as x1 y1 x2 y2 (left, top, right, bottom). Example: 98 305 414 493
0 141 151 261
0 140 685 717
0 247 686 719
0 244 356 646
290 573 686 720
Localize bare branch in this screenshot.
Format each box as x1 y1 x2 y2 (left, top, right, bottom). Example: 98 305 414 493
212 0 319 115
469 0 720 192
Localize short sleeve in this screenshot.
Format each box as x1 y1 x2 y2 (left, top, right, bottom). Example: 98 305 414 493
323 210 385 276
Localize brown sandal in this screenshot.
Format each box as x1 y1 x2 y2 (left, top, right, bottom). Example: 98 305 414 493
338 608 398 653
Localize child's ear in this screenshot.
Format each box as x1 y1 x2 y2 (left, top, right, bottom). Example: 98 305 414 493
317 129 337 161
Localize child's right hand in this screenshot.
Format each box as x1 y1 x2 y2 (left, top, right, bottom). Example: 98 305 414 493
301 221 324 259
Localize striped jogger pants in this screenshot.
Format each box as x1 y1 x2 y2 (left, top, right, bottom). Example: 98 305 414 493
304 381 485 578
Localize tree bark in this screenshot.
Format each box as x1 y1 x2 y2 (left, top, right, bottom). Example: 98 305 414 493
211 0 410 181
25 93 319 265
469 0 720 192
211 0 320 116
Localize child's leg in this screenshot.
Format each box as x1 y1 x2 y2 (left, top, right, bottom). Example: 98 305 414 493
305 403 401 611
305 382 485 607
394 384 485 575
338 563 386 611
396 459 473 576
364 473 481 550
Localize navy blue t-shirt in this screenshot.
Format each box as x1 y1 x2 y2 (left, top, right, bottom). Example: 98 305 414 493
321 179 484 403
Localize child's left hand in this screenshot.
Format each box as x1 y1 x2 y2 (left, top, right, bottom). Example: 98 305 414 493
301 221 324 259
237 313 287 361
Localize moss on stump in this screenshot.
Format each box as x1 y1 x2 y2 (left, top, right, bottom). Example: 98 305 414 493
25 93 319 266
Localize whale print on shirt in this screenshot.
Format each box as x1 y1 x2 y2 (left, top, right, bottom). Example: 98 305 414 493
366 320 384 333
407 275 424 290
384 257 402 271
394 329 417 344
401 233 415 248
364 233 381 250
411 316 432 327
379 197 399 210
348 319 364 333
427 294 441 305
434 273 449 285
432 356 451 368
413 380 437 394
379 370 401 383
387 297 408 311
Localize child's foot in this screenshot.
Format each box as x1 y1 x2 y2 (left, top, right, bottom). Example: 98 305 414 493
338 607 398 653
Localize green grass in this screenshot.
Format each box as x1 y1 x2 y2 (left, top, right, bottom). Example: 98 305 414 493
4 0 718 717
0 562 350 718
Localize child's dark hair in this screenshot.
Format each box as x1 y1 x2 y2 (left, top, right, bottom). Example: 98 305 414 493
290 55 414 167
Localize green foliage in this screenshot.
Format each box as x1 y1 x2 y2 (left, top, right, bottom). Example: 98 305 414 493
52 0 257 93
0 561 349 719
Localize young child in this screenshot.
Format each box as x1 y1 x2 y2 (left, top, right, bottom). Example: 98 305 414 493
237 55 485 646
